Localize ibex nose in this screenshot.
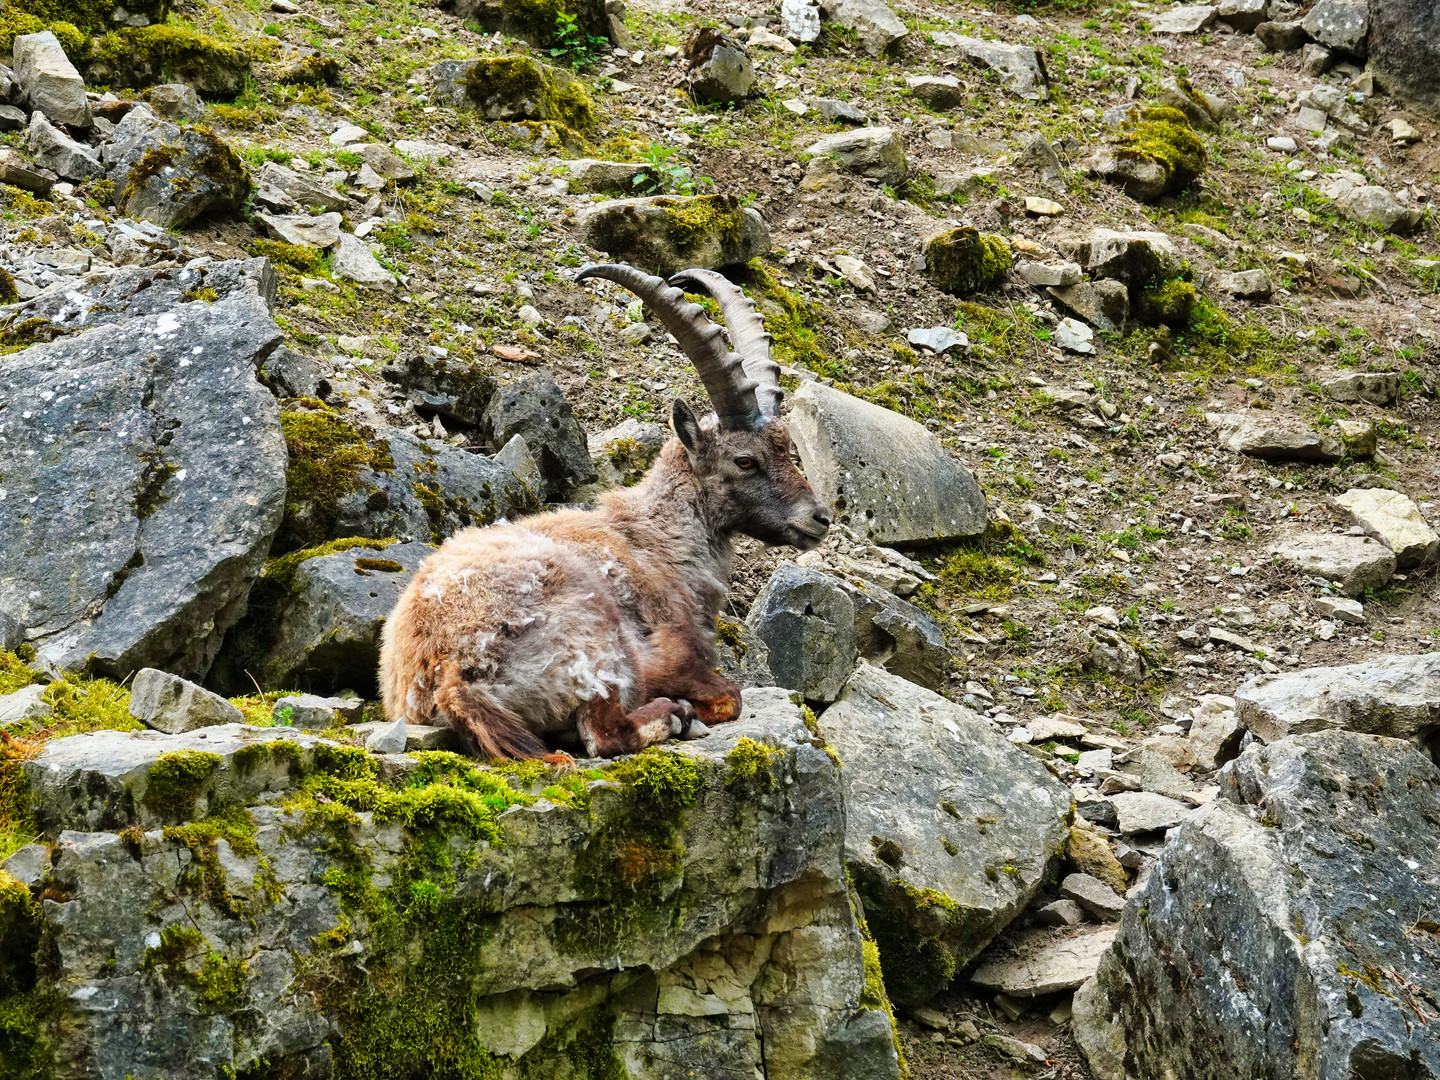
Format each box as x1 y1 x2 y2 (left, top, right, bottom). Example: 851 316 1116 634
812 510 831 529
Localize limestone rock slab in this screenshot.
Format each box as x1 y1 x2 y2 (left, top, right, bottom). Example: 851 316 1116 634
1267 533 1395 596
788 381 986 547
1235 653 1440 749
1333 487 1439 569
0 261 286 681
1083 732 1440 1080
817 664 1072 1008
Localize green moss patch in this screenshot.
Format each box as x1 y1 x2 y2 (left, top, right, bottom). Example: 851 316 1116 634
0 868 55 1080
141 924 249 1009
1116 106 1206 195
725 737 782 792
742 259 839 377
279 408 395 551
141 750 221 821
86 24 252 99
923 227 1013 296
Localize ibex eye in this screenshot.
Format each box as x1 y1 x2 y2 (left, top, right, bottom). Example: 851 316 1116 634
734 456 756 470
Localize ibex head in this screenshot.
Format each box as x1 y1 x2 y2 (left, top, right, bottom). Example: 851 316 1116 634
578 263 831 551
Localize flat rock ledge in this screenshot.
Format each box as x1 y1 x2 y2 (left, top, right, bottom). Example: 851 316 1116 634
1 693 903 1080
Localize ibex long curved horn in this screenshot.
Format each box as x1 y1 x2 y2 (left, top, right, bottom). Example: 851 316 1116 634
668 268 783 424
577 262 765 431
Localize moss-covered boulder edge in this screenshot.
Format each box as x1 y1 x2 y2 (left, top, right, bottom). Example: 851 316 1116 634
0 702 905 1080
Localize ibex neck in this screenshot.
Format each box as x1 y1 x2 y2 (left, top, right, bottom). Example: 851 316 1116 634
599 440 733 580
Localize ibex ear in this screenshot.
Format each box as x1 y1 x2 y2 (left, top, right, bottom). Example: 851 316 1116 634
671 398 705 461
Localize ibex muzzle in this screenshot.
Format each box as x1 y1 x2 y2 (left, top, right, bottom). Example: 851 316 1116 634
379 263 830 760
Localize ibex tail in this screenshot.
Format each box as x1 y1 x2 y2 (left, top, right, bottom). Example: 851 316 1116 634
434 658 549 760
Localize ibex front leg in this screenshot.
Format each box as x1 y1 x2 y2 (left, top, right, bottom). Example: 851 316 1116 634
641 627 744 727
578 694 698 758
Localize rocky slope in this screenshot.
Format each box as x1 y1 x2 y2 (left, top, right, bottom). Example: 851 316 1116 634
0 0 1436 1076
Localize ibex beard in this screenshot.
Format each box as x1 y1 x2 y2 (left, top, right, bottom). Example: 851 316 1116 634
378 264 831 760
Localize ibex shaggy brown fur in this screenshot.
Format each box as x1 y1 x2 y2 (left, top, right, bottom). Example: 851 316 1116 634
378 264 831 759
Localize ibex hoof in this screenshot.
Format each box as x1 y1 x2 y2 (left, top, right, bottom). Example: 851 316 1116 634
671 699 696 737
679 719 712 741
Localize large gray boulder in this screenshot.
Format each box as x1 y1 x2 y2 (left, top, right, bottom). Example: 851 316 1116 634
1370 0 1440 108
803 127 908 186
1079 731 1440 1080
482 373 598 501
1206 411 1344 463
821 0 908 55
746 562 858 704
817 664 1073 1008
579 194 770 275
13 31 91 128
788 381 987 547
1302 0 1369 56
683 27 755 102
259 541 433 693
9 696 903 1080
932 31 1049 100
105 107 252 228
0 259 286 681
1235 654 1440 755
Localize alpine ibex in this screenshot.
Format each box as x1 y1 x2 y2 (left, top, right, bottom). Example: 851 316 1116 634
378 263 831 759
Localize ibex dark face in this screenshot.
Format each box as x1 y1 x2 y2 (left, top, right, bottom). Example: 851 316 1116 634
673 400 830 550
576 261 831 549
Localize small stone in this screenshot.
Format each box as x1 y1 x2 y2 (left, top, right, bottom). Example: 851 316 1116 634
1060 872 1126 920
1024 196 1064 216
273 693 362 730
1267 135 1298 152
0 685 52 728
1109 790 1190 834
983 1034 1048 1066
906 74 964 110
1033 898 1085 926
350 720 455 751
365 715 409 754
128 669 244 734
906 326 968 354
331 232 397 290
1015 260 1082 287
1313 596 1364 624
1055 318 1094 354
329 123 368 146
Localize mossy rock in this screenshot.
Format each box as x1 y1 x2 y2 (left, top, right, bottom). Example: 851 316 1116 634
277 407 395 552
116 127 251 230
84 23 252 99
432 54 596 131
1136 278 1196 327
922 226 1013 296
1095 106 1206 201
443 0 612 47
579 193 771 276
278 52 341 86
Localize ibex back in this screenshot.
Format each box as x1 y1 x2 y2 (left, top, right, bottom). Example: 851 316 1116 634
378 265 830 759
